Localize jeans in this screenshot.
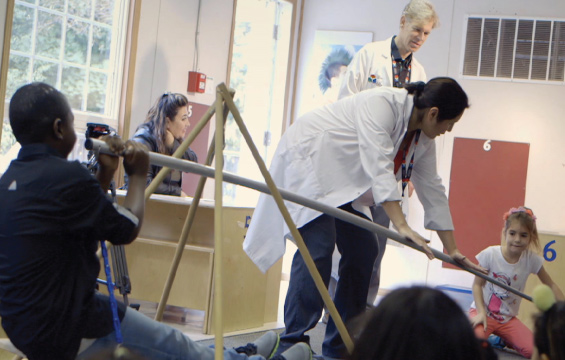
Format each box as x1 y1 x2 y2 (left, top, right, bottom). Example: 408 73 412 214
366 205 391 305
281 202 378 358
77 307 265 360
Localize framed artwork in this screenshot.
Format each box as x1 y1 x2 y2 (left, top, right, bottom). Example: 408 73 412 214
298 30 373 116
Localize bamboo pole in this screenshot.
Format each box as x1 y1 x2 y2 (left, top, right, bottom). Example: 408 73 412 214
213 89 225 360
154 98 230 322
220 83 354 352
0 0 15 149
154 140 213 322
86 137 533 302
3 5 23 360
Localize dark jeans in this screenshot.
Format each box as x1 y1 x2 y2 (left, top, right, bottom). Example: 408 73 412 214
280 202 378 358
366 205 391 304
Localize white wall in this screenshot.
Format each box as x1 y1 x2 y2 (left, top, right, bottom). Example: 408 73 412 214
296 0 565 292
130 0 233 131
130 0 235 198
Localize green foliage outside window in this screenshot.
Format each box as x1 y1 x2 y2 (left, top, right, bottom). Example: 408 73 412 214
5 0 116 116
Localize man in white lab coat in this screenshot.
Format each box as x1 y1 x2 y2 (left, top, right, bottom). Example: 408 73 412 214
244 78 486 359
338 0 439 307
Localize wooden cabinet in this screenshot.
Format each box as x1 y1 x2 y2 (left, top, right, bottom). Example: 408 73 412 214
113 193 282 334
517 233 565 330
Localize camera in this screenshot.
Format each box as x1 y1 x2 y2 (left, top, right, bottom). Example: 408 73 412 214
85 123 116 139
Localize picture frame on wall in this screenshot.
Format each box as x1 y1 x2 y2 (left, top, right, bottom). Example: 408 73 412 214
298 30 373 116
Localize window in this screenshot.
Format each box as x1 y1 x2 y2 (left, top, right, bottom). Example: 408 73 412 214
462 16 565 82
1 0 130 170
223 0 297 206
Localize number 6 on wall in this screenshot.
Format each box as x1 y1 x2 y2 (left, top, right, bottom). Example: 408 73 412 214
544 240 557 262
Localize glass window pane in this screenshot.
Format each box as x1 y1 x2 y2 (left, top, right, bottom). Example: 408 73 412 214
38 0 64 11
1 121 17 156
11 4 35 53
65 18 89 65
68 0 92 19
91 25 111 69
225 0 293 205
33 59 58 86
87 71 108 114
94 0 115 25
36 11 63 60
6 56 30 100
61 66 86 110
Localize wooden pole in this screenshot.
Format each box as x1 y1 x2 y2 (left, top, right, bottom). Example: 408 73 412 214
0 0 15 148
217 83 357 353
213 89 226 360
3 6 23 360
154 99 231 322
87 137 532 302
154 141 213 322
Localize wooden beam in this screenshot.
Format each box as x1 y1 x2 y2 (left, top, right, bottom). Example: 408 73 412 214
0 0 15 148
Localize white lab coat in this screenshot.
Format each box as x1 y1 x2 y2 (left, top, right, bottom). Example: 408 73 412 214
243 87 453 273
339 36 428 218
338 36 427 99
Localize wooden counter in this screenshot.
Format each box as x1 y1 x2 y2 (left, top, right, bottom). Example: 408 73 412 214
112 192 282 334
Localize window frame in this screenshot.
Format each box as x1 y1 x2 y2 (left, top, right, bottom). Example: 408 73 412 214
2 0 131 135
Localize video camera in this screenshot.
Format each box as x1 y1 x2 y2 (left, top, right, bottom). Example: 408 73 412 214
85 122 116 139
83 123 118 174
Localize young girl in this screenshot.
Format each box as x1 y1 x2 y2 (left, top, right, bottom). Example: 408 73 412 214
469 207 565 358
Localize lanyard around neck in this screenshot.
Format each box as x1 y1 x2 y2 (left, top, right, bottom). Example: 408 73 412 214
400 129 421 197
392 58 411 87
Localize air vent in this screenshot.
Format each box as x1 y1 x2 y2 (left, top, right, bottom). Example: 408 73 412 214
462 16 565 82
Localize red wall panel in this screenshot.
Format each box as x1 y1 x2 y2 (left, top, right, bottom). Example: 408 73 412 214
445 138 529 268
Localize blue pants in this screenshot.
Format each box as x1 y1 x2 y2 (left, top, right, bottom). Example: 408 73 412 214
366 205 391 304
281 202 378 358
77 307 265 360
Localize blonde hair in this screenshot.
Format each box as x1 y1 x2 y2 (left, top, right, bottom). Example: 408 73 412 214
403 0 440 29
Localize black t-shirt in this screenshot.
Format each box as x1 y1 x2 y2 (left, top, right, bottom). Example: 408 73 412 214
0 144 136 359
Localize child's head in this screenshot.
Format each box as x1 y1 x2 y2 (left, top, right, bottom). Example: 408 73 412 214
502 206 539 250
533 285 565 360
348 286 485 360
9 82 76 156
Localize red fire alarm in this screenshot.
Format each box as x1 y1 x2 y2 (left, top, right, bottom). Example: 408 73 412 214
188 71 206 93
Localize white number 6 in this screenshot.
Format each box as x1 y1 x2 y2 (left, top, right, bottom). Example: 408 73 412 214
483 140 491 152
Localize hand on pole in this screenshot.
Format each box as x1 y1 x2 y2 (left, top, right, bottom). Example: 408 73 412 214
123 140 150 177
397 225 434 260
451 250 488 274
97 135 125 173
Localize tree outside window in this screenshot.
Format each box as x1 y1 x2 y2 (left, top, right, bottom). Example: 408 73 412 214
1 0 129 172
